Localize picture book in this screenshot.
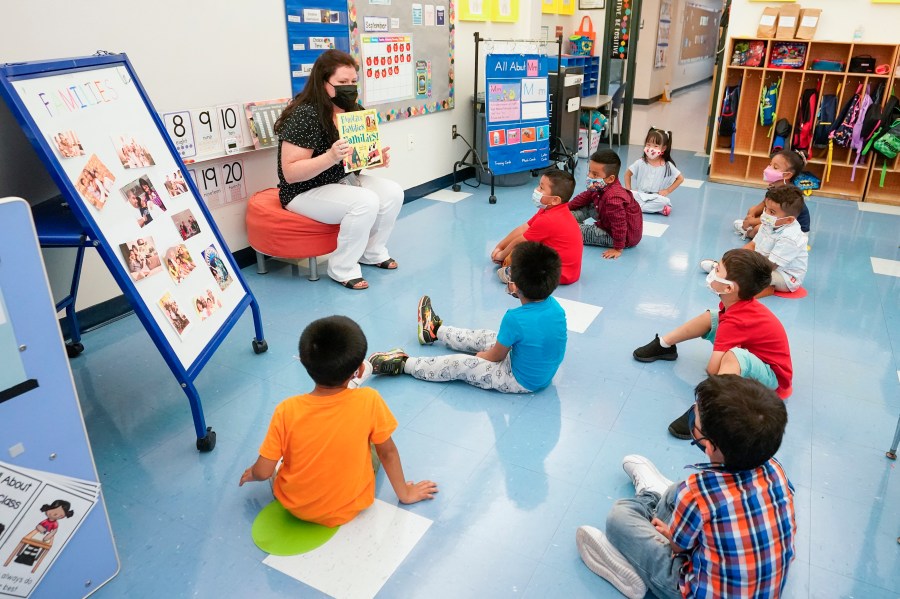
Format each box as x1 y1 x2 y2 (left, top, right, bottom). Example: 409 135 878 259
336 109 383 172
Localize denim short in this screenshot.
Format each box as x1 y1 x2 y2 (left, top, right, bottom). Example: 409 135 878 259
702 310 778 390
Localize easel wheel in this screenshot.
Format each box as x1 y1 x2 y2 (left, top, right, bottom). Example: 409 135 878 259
252 339 268 354
489 196 497 204
196 427 216 452
66 342 84 358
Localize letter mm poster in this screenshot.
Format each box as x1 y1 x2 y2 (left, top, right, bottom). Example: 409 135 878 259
484 54 550 176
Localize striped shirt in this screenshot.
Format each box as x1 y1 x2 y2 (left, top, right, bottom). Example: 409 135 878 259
669 459 796 598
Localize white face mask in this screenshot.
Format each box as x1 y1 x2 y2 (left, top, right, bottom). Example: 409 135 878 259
587 177 607 190
644 146 663 159
760 211 779 228
706 270 734 295
532 189 545 208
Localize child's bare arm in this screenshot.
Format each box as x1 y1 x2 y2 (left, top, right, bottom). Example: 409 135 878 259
375 437 438 504
492 224 529 262
651 518 687 554
660 174 684 196
239 456 278 486
476 341 511 363
624 169 633 190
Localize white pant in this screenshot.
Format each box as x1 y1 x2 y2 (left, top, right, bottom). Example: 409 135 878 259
631 191 671 214
285 173 403 282
403 325 531 393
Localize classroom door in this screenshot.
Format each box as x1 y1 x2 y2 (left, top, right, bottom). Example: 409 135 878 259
601 0 642 145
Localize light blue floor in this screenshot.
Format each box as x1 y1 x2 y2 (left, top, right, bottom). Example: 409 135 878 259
76 146 900 598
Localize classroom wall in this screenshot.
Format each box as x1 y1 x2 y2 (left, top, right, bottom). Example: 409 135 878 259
0 0 537 313
633 0 722 102
728 0 900 43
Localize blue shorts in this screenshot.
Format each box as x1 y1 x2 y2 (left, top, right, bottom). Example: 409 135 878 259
702 310 778 390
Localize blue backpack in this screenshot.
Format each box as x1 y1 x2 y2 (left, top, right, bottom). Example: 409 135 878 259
759 80 779 128
719 84 741 162
813 94 838 149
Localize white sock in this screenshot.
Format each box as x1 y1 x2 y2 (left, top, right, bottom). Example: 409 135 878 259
658 337 672 348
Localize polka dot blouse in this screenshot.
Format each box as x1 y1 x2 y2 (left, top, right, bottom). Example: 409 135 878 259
277 103 347 207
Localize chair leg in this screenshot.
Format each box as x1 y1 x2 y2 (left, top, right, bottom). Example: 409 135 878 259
255 252 268 274
308 257 320 281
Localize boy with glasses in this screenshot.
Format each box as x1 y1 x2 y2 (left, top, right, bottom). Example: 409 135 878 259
575 375 796 599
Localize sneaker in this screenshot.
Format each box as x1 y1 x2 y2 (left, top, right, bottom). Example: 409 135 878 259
661 204 672 216
348 360 373 389
497 266 511 284
733 219 748 236
667 406 693 440
699 259 716 273
368 348 409 375
622 455 674 496
417 295 442 345
632 334 678 363
575 526 648 599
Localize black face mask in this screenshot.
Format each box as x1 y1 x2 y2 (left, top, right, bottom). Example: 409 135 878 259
330 84 359 111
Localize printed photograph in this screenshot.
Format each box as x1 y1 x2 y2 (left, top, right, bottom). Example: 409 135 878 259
118 236 163 281
52 130 85 158
163 170 190 197
507 128 521 145
157 291 192 338
521 127 536 143
111 134 156 169
74 155 115 211
488 129 506 147
164 244 197 285
192 288 222 321
120 176 167 228
172 208 201 241
537 125 550 141
202 244 233 291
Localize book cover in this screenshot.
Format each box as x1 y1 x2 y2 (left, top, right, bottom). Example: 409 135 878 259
336 109 383 172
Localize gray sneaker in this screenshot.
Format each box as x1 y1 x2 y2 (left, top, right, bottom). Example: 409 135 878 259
622 454 673 496
576 526 648 599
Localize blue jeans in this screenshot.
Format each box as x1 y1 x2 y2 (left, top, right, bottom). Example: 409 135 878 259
605 484 686 599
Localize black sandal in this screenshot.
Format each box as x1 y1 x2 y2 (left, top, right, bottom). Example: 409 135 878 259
336 277 368 290
366 258 398 270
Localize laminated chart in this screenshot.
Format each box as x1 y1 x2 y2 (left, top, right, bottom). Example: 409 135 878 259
361 34 415 105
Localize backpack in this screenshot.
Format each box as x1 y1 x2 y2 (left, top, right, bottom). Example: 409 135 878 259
849 85 874 181
792 87 818 153
826 84 864 181
771 118 792 153
813 94 838 149
718 84 741 162
873 118 900 187
759 80 779 127
862 95 899 156
793 171 821 195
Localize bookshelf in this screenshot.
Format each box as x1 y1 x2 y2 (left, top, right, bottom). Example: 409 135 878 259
709 38 900 203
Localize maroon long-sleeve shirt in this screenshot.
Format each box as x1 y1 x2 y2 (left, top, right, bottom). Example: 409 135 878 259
569 178 643 251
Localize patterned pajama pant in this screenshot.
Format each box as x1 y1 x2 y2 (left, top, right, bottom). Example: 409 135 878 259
403 325 531 393
571 206 616 247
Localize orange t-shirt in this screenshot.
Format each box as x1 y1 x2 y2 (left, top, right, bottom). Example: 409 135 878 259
259 387 397 527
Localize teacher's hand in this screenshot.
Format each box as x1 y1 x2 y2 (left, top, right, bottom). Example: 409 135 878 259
330 138 351 164
380 146 391 168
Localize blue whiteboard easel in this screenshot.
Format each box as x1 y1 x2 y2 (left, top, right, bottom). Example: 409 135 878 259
0 197 118 598
0 54 268 452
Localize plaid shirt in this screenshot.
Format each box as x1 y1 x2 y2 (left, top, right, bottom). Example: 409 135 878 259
568 178 643 250
669 458 796 599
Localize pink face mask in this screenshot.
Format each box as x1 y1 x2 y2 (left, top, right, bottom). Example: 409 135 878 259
644 146 663 159
763 166 786 184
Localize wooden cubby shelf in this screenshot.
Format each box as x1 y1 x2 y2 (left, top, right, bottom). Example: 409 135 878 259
710 37 900 204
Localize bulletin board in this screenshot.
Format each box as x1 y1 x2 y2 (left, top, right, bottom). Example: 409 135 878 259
679 3 719 63
285 0 353 97
348 0 455 122
655 0 674 68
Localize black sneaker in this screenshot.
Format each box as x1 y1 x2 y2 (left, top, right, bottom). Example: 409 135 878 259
632 334 678 363
417 295 442 345
668 407 693 440
369 348 409 375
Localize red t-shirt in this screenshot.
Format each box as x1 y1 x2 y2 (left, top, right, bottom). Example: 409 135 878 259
713 299 793 398
523 203 583 284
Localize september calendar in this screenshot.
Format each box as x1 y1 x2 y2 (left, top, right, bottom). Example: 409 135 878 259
361 34 415 105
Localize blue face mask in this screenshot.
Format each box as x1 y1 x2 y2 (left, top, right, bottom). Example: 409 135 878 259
688 407 709 453
587 177 607 191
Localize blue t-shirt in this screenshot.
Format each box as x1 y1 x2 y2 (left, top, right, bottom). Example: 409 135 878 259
496 296 567 391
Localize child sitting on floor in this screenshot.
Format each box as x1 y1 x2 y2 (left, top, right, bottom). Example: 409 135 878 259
569 149 643 260
703 185 808 297
239 316 437 526
491 168 582 285
576 375 796 599
632 248 793 438
734 149 811 239
369 242 567 393
624 128 684 216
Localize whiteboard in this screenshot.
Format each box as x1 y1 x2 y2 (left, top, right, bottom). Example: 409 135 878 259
3 58 248 371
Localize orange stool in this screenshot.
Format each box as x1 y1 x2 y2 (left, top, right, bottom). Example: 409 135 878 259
246 188 340 281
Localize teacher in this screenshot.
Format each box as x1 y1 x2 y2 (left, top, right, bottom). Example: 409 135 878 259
274 49 403 290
